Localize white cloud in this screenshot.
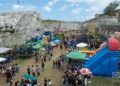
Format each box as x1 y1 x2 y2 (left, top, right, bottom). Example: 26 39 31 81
72 8 82 14
59 4 68 11
68 0 81 3
12 4 36 11
43 6 52 12
64 0 117 21
59 3 74 11
85 6 100 14
48 0 58 6
67 0 115 8
43 0 59 12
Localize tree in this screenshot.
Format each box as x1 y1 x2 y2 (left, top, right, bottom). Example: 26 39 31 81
104 1 119 15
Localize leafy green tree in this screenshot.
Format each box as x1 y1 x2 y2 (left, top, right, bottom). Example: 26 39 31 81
104 1 119 14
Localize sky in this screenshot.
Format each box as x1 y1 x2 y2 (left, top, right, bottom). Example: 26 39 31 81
0 0 119 22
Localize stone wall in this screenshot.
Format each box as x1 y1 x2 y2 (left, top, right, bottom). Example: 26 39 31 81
0 11 43 47
42 22 82 32
83 15 120 37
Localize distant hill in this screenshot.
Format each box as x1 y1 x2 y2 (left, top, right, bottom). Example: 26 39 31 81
42 20 64 24
42 19 82 24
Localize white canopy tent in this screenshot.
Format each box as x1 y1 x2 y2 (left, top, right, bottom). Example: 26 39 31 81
0 57 7 62
0 47 12 54
76 43 88 48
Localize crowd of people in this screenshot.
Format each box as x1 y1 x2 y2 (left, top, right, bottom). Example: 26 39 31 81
0 63 19 86
0 30 95 86
52 55 64 70
16 45 33 56
15 78 40 86
61 65 92 86
44 78 52 86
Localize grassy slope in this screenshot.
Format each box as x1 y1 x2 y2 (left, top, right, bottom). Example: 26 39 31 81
89 76 120 86
42 20 82 24
42 20 64 24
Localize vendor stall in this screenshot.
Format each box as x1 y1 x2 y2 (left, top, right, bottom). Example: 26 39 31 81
65 51 87 67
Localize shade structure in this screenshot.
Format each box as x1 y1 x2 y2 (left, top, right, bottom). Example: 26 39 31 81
76 43 88 48
0 57 6 62
0 47 12 54
79 68 92 75
65 51 87 60
22 74 37 81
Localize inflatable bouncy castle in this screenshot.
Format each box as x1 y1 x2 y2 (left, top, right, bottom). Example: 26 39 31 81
43 31 52 40
54 30 64 40
84 32 120 77
43 35 50 46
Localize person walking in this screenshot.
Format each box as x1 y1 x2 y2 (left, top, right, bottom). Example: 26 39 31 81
35 53 39 63
83 75 88 86
42 62 45 72
48 79 52 86
6 69 12 82
60 43 63 53
11 65 16 76
44 78 47 86
15 81 19 86
52 60 55 68
20 79 24 86
31 65 36 77
44 55 47 63
36 65 41 76
27 65 31 75
10 77 13 86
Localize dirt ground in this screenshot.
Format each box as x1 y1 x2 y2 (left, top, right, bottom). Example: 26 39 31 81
0 47 67 86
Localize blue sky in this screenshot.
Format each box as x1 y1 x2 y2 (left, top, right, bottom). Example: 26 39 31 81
0 0 119 21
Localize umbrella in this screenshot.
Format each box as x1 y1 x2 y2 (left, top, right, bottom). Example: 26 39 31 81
65 51 87 60
79 68 92 75
76 43 88 48
22 74 37 81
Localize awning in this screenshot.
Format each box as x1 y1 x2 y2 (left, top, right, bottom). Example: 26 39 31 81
65 51 87 60
0 57 7 62
0 47 12 54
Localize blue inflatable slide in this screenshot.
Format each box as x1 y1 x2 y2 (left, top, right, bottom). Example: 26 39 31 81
84 46 120 76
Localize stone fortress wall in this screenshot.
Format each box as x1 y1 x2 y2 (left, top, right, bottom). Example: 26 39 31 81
0 11 42 47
